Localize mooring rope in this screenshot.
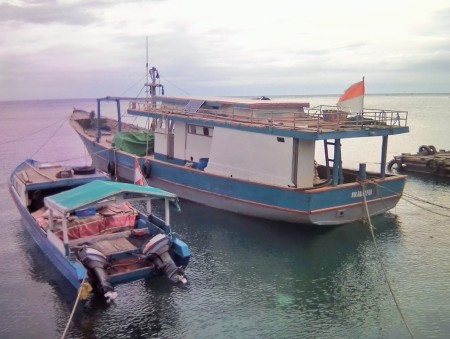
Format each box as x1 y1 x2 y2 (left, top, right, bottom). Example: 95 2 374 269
0 115 69 147
359 181 415 338
372 181 450 217
60 278 86 339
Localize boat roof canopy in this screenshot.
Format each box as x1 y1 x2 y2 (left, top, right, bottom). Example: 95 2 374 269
44 180 178 214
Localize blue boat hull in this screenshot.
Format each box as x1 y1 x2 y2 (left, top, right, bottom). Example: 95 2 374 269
79 134 406 226
9 160 191 293
9 184 86 289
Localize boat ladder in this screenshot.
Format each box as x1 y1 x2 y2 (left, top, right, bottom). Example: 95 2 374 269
324 139 344 186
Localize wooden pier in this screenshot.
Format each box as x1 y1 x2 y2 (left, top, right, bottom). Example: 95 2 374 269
387 145 450 177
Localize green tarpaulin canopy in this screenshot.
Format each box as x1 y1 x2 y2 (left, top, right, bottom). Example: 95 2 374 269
113 131 154 156
44 180 177 214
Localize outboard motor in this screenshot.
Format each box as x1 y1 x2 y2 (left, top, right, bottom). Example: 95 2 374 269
142 234 187 284
77 247 118 302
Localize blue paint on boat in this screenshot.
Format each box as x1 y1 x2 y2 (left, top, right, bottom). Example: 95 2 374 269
9 159 191 300
70 71 409 226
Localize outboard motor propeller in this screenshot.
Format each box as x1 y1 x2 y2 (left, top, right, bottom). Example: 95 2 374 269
77 247 118 302
142 234 187 284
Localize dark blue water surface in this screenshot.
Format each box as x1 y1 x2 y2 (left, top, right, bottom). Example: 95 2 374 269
1 95 449 338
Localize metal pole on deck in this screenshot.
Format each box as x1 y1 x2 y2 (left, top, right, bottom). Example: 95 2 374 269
332 139 343 186
164 199 170 226
146 36 149 100
358 163 367 180
62 215 70 256
381 136 388 178
116 99 122 132
49 209 54 231
96 99 101 142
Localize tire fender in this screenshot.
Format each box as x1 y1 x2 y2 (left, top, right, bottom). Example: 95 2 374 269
107 162 116 176
387 159 403 172
418 145 431 155
428 145 437 155
426 159 439 173
142 162 152 178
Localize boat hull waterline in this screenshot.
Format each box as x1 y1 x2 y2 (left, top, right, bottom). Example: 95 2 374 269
77 133 406 226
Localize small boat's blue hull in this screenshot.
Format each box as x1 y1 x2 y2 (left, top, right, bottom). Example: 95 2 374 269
9 185 86 289
80 136 406 226
9 159 191 297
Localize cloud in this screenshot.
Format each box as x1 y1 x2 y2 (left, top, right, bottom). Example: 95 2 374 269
0 0 162 26
0 1 100 25
0 0 449 100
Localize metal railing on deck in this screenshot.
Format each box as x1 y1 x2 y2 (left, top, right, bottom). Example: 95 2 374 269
305 105 408 128
128 101 408 133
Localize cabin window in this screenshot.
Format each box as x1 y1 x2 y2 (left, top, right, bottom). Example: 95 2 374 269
188 125 196 134
277 137 285 142
187 124 213 137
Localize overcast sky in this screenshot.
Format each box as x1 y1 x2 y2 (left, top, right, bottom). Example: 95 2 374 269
1 0 449 100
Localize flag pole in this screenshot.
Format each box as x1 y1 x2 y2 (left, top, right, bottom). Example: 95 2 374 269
362 76 365 112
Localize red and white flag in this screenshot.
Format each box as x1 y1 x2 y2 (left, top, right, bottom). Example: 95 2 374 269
337 78 365 113
134 159 148 186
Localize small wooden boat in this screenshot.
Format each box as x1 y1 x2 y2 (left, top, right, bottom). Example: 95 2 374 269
387 145 450 177
9 159 190 302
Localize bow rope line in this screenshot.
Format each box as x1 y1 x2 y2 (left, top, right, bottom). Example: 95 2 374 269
160 75 191 96
371 180 450 217
60 278 89 339
118 73 148 97
0 115 69 147
360 181 415 339
30 117 69 158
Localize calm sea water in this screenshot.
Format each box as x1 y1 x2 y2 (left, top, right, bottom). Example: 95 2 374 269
0 95 449 338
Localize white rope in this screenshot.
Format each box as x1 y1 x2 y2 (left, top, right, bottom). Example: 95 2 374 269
30 117 69 158
0 115 69 146
372 181 450 217
360 181 415 338
60 278 86 339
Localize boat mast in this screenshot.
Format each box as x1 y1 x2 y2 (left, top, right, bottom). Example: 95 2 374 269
146 36 149 101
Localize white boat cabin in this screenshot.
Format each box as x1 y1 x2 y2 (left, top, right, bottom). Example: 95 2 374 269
154 119 315 188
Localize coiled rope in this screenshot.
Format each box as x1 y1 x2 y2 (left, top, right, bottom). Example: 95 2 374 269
360 181 415 339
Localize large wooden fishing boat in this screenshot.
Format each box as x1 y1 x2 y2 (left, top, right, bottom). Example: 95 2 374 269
71 69 409 226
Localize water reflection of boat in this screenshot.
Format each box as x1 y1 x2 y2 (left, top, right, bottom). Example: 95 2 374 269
70 69 409 226
9 159 190 302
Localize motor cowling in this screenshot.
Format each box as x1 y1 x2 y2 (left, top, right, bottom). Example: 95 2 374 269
77 247 118 302
142 234 187 284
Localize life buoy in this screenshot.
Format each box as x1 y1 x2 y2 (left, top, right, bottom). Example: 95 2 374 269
426 159 440 173
73 166 96 175
142 162 152 178
418 145 431 155
387 159 404 172
107 162 116 176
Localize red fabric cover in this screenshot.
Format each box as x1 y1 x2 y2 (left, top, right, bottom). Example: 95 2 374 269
32 203 137 240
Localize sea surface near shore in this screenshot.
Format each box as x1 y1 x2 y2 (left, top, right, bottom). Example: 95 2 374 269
0 94 449 338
